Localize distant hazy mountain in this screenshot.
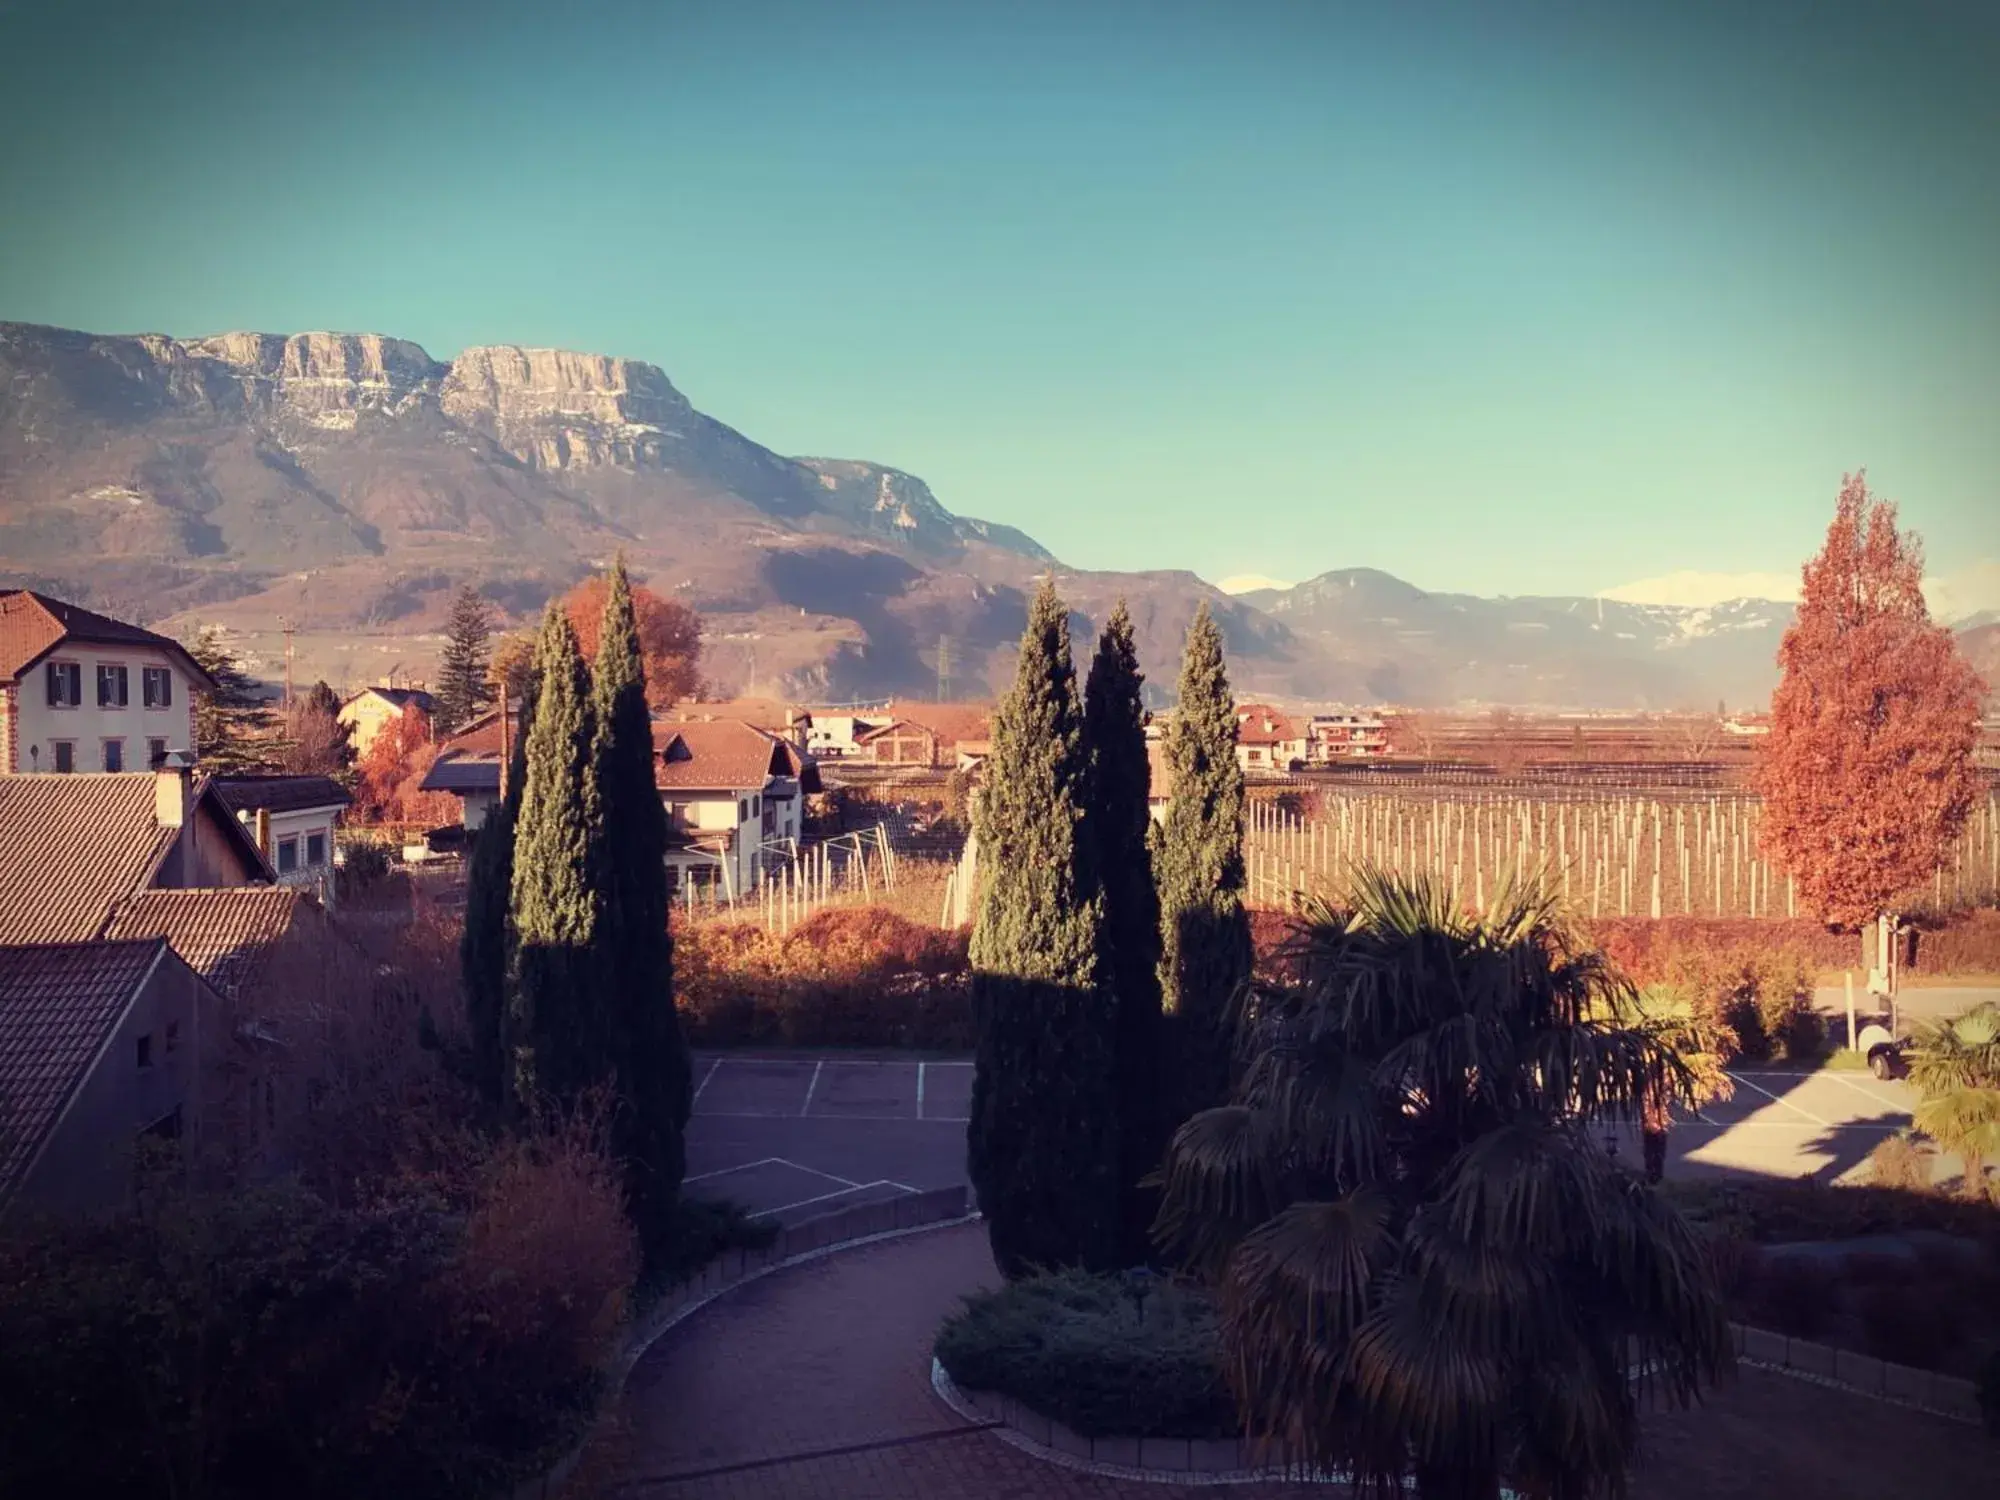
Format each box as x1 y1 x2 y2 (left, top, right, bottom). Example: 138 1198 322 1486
0 317 1943 710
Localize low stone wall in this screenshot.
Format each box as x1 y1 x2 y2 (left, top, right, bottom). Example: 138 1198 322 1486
931 1318 1986 1488
1729 1321 1982 1424
508 1185 974 1500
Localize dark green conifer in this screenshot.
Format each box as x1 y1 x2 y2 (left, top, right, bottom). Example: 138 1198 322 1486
967 580 1118 1277
505 604 602 1112
1082 599 1166 1263
461 675 533 1109
185 626 284 773
590 557 692 1252
1152 602 1251 1122
434 584 495 737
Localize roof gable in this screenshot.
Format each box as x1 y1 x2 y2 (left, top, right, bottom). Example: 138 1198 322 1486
0 774 272 946
0 937 168 1201
652 719 790 791
104 887 336 1004
0 590 214 689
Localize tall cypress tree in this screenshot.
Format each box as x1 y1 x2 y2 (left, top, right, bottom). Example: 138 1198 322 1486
591 557 693 1254
505 604 603 1113
967 579 1119 1277
1082 599 1167 1264
1153 601 1251 1123
462 674 534 1109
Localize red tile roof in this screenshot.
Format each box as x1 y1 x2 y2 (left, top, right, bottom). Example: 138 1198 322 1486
104 888 329 1004
0 590 213 688
1234 703 1298 745
882 701 991 749
0 937 168 1198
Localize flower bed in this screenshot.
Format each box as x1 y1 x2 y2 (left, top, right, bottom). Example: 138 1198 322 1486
933 1270 1236 1440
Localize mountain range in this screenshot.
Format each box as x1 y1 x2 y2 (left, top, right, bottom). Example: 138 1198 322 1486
0 319 1967 710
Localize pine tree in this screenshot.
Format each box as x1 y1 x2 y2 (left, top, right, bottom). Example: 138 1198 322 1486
435 585 496 737
591 557 693 1253
1153 602 1251 1123
1082 599 1167 1264
505 604 604 1113
185 627 284 772
967 579 1119 1277
1758 472 1985 930
462 675 533 1109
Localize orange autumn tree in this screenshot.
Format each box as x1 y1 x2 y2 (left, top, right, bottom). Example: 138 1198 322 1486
560 575 702 711
1758 473 1985 930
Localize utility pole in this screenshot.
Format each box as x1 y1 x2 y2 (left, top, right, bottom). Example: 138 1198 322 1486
280 617 295 707
936 634 953 703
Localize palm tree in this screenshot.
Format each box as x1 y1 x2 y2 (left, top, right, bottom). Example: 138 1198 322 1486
1610 984 1737 1184
1906 1002 2000 1201
1152 870 1732 1500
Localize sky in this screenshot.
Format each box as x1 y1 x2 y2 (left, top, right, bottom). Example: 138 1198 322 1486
1 0 1996 611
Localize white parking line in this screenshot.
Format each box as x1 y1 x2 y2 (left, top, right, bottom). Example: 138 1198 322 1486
684 1156 864 1187
692 1057 722 1104
1726 1073 1831 1126
799 1060 824 1117
1812 1069 1911 1113
760 1179 907 1218
695 1110 969 1123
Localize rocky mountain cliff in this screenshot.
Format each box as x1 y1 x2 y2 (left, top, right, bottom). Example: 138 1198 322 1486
0 318 1892 708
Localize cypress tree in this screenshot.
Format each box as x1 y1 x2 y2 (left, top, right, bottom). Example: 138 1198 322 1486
1153 602 1251 1122
967 579 1119 1277
1082 599 1167 1265
461 674 533 1109
434 584 496 737
590 557 693 1253
505 604 603 1113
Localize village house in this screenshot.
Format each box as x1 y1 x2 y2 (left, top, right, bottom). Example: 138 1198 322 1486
0 761 356 1218
855 718 939 767
805 712 884 759
211 775 351 906
418 704 515 830
0 589 212 776
655 719 821 898
336 684 436 758
1306 712 1390 760
0 937 219 1216
1234 703 1306 773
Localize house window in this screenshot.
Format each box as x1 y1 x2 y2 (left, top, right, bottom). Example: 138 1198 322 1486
143 667 173 708
97 663 129 707
752 794 761 816
51 740 75 774
148 738 168 767
46 660 81 708
738 798 749 822
165 1021 181 1054
276 837 299 874
136 1033 153 1069
102 738 124 772
306 831 327 866
143 1106 183 1142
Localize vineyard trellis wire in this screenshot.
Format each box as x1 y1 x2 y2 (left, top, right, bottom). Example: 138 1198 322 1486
1242 789 2000 919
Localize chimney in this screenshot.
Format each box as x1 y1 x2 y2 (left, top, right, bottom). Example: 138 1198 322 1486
154 751 196 829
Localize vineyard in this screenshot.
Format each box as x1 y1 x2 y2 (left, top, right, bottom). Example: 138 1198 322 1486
1244 788 2000 919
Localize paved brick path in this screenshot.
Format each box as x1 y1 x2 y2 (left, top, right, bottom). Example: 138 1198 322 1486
574 1221 1996 1500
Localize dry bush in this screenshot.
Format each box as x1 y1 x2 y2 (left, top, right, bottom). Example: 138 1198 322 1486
1906 907 2000 976
445 1103 638 1380
1586 916 1857 987
675 905 972 1048
1867 1132 1934 1192
1652 941 1824 1063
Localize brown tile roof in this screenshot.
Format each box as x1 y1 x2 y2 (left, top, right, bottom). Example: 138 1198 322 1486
882 701 991 749
103 888 322 1004
0 937 168 1198
210 775 351 816
653 719 790 792
681 697 808 732
0 775 177 944
0 590 213 688
0 773 273 946
437 705 515 758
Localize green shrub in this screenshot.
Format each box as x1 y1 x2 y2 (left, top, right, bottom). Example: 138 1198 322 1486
645 1197 778 1293
934 1270 1236 1439
1744 1255 1838 1339
1664 1178 2000 1251
1857 1280 1963 1369
337 834 394 891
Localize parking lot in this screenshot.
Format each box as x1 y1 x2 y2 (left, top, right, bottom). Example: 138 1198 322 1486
684 1054 974 1224
684 1053 1929 1223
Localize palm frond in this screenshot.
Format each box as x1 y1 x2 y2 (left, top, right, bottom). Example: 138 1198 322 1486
1150 1106 1283 1276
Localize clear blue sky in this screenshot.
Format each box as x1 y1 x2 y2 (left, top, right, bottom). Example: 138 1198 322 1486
2 0 1995 604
